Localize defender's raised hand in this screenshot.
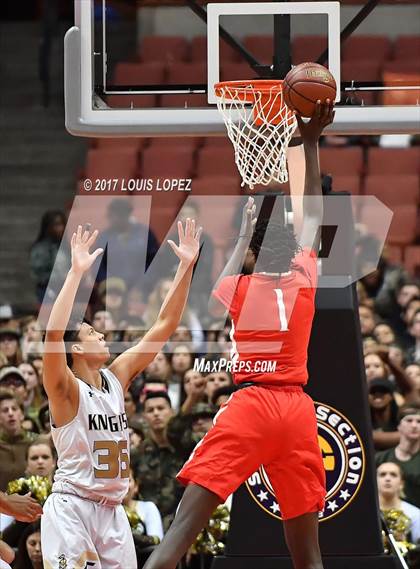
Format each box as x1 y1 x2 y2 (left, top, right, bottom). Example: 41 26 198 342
70 224 103 274
168 218 202 267
297 99 335 144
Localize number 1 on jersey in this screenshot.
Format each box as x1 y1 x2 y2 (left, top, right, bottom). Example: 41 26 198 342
274 288 289 332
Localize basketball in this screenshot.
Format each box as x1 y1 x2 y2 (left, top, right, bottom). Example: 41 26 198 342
283 62 337 117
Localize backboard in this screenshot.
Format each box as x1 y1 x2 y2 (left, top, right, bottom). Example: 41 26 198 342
65 1 420 136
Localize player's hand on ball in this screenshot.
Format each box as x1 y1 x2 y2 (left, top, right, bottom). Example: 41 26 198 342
296 100 335 144
240 197 257 239
168 218 202 266
71 224 103 274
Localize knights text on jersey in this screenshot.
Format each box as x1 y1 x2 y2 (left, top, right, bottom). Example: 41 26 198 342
212 247 317 384
51 368 130 503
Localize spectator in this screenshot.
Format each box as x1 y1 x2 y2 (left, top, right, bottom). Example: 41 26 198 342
91 309 116 341
171 325 192 346
21 418 40 435
0 390 37 490
0 368 28 405
96 278 127 330
363 336 379 355
123 469 164 568
376 403 420 508
205 322 232 358
212 385 236 408
0 329 23 367
404 297 420 336
407 309 420 365
377 462 420 545
25 438 56 481
144 279 204 351
364 348 418 404
29 210 70 303
169 344 194 384
138 378 169 411
168 402 216 461
26 356 43 386
389 344 405 369
384 282 420 350
358 251 408 323
0 491 42 567
119 317 146 345
205 371 233 403
132 393 183 531
359 304 376 338
406 364 420 394
1 438 55 532
18 363 45 423
37 404 50 436
144 352 173 384
124 389 138 423
369 379 400 450
13 521 42 569
125 286 146 320
373 322 396 346
20 317 43 361
123 469 164 544
179 368 206 415
95 198 158 292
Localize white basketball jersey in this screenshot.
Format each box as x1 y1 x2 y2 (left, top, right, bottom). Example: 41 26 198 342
51 368 130 503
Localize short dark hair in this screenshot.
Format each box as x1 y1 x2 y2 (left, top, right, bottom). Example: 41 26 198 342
249 220 301 273
211 385 236 406
143 376 169 386
22 416 40 434
0 388 24 412
143 391 172 408
38 403 50 431
398 402 420 423
62 319 91 368
397 280 420 295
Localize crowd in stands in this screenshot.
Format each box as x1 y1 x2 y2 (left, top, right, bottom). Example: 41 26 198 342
0 192 419 567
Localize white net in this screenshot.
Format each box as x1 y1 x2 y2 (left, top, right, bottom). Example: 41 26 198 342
215 81 297 190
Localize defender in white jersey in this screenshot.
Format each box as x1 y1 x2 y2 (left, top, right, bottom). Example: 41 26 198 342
41 221 201 569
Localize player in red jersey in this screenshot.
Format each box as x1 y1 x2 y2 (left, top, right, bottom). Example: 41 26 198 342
144 101 335 569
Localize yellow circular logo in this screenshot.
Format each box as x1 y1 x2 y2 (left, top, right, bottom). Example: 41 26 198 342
245 402 365 522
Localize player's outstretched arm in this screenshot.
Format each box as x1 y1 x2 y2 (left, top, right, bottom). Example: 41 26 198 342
0 491 42 522
43 225 103 399
297 100 335 253
208 197 257 317
109 219 201 390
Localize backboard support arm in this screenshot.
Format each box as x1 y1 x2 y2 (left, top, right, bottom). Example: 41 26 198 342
317 0 381 65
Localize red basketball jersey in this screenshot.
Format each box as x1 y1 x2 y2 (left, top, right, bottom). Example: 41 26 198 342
212 247 318 385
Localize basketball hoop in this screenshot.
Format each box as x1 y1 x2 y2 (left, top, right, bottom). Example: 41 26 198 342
214 80 297 189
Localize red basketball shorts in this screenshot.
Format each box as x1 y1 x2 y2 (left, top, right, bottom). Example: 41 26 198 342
177 385 326 520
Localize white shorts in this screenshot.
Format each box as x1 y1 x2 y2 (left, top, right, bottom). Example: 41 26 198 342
41 493 137 569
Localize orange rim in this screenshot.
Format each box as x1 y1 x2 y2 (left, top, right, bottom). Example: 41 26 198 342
214 79 284 103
